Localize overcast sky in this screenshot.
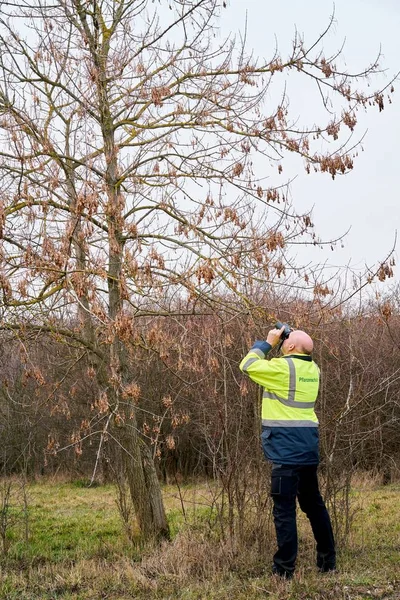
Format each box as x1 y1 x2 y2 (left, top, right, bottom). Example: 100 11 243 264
220 0 400 281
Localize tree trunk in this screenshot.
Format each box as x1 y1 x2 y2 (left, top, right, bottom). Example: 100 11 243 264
80 1 170 541
117 417 169 541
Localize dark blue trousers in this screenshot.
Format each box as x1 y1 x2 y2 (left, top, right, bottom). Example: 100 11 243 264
271 463 336 576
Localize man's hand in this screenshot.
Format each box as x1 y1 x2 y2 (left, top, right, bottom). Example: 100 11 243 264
266 326 285 348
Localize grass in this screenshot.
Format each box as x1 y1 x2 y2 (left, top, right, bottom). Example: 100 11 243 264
4 482 131 565
0 477 399 599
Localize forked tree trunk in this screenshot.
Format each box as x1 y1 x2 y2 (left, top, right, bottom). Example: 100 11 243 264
78 2 171 541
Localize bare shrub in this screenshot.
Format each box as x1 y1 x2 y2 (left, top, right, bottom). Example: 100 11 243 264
0 477 29 556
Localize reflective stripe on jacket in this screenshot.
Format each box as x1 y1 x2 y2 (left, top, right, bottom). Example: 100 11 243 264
239 342 320 465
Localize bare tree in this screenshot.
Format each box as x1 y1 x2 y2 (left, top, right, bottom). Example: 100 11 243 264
0 0 394 540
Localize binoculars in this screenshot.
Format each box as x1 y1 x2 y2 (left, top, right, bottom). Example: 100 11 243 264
275 321 293 341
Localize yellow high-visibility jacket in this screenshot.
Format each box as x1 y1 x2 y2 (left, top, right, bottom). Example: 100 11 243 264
240 341 320 464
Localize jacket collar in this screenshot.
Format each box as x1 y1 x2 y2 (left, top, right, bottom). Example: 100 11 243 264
284 354 312 362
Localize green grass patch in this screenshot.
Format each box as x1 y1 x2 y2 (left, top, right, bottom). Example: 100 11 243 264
3 482 133 566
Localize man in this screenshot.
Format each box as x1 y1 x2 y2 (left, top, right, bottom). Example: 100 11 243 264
239 325 336 579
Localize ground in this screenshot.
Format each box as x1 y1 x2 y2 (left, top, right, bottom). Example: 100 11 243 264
0 477 398 599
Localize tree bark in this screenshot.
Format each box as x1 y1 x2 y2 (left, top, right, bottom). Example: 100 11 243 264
117 416 169 541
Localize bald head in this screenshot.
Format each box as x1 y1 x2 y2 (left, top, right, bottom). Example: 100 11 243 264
282 330 313 356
